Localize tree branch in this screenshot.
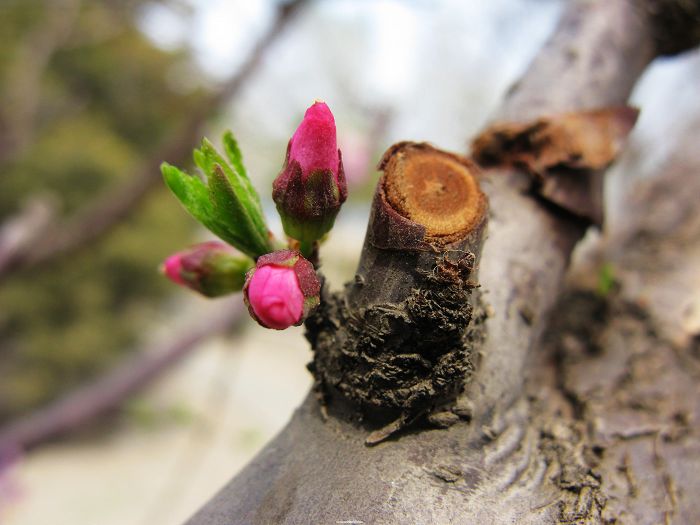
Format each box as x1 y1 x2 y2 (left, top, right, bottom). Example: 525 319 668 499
185 1 681 523
0 0 308 281
0 299 244 455
308 142 488 444
529 106 700 523
0 197 56 271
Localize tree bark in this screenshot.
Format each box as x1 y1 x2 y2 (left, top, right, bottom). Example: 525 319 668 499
537 108 700 524
308 142 488 444
186 1 700 523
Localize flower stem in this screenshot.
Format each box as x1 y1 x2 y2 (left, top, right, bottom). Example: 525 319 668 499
299 239 319 266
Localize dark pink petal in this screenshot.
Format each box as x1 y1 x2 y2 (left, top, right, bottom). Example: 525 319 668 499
162 253 186 285
247 265 304 329
289 101 337 178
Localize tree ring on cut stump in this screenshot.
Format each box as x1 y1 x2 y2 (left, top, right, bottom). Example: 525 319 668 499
380 142 487 245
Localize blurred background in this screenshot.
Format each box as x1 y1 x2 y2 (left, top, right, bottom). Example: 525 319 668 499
0 0 698 523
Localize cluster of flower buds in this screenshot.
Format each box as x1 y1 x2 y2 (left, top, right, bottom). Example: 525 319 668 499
161 101 344 330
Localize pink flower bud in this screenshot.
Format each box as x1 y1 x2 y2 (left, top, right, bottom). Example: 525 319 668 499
243 250 321 330
289 101 339 177
163 252 186 286
273 102 347 246
161 241 253 297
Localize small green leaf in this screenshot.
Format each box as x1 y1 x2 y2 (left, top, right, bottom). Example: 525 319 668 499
161 162 214 225
200 138 268 242
162 132 274 259
162 162 262 258
597 262 616 296
208 165 271 258
222 132 264 215
222 131 248 180
224 131 267 233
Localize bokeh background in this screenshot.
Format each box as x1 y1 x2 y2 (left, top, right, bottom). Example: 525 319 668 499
0 1 698 523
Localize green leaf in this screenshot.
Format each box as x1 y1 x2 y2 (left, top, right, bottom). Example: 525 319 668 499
223 131 267 234
208 165 271 258
222 131 248 180
222 132 264 214
597 262 616 297
161 162 263 258
161 162 213 225
200 138 268 242
162 132 275 259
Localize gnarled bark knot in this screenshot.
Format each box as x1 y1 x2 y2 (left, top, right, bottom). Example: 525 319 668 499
305 142 489 444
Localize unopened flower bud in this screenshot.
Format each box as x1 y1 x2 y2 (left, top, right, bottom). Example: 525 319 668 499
273 102 347 248
161 241 253 297
243 250 321 330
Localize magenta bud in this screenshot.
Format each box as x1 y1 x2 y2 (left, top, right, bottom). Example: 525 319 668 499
273 102 347 247
161 241 253 297
163 253 186 285
243 249 321 330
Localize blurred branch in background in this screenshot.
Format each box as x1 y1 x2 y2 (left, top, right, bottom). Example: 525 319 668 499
0 299 244 456
0 0 81 163
0 197 57 272
0 0 308 281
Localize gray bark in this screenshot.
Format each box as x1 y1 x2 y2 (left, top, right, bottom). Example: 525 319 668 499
186 1 700 523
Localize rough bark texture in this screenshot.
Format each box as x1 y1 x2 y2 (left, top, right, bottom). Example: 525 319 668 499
307 143 488 444
538 112 700 523
186 1 700 523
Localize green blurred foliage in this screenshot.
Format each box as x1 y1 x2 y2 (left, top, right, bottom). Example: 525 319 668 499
0 1 205 422
597 262 617 297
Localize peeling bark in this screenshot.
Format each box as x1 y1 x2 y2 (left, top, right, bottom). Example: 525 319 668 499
471 106 639 224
